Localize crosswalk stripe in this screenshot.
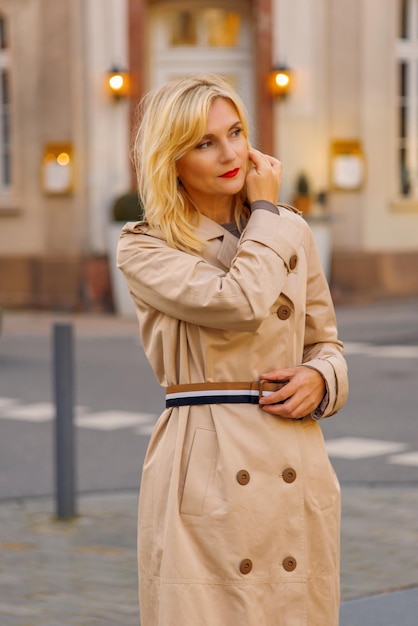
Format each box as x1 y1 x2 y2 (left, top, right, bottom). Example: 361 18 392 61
76 411 156 431
343 342 371 354
325 437 408 459
0 402 55 422
344 342 418 358
0 398 19 410
387 452 418 466
134 424 157 436
0 397 157 432
0 402 87 422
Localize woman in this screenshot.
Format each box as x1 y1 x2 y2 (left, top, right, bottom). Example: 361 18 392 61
118 74 348 626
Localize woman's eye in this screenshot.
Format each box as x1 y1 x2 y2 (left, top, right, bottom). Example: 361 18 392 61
231 128 243 138
196 141 211 150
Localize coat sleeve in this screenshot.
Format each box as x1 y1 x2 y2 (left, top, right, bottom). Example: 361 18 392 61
117 210 303 332
301 227 348 418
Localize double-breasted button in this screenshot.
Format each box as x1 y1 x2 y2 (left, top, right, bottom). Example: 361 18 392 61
282 467 297 483
277 305 291 320
282 556 297 572
289 255 298 270
239 559 253 575
236 470 250 485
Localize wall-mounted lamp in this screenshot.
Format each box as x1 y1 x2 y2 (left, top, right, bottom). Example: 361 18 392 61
41 143 74 196
268 65 293 98
106 66 130 100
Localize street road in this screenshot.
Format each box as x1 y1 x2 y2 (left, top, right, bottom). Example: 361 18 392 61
0 298 417 499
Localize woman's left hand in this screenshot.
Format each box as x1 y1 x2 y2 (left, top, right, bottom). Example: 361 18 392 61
246 149 282 205
258 366 326 419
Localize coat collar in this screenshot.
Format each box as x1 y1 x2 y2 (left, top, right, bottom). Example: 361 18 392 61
123 213 239 270
193 213 230 240
194 214 238 269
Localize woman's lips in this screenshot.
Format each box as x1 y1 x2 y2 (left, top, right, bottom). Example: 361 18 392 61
219 168 240 178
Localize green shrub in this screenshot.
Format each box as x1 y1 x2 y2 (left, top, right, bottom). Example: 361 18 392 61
112 191 144 221
295 173 310 196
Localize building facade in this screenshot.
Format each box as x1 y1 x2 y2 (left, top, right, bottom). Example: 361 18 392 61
0 0 417 311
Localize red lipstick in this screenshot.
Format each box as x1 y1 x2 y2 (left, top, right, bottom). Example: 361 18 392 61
220 168 240 178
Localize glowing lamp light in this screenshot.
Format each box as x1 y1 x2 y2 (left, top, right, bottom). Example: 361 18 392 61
107 67 130 100
57 152 70 166
268 66 293 98
275 72 290 88
109 74 124 91
41 143 74 195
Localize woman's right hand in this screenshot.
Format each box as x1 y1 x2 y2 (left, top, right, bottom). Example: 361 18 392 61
246 149 282 205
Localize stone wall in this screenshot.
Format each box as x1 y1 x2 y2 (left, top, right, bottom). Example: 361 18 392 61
0 256 113 312
331 250 418 303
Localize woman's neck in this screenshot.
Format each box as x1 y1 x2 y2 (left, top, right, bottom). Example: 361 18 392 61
190 194 238 224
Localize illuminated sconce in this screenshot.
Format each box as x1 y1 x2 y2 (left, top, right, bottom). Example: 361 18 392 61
268 65 293 98
41 143 74 195
107 66 130 100
330 140 365 191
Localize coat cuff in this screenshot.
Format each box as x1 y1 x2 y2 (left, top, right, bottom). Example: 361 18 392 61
302 359 340 420
250 200 280 214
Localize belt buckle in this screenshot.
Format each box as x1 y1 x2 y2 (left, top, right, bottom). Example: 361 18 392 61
258 379 289 404
258 379 268 403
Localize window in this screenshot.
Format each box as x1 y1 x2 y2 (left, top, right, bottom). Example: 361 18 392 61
170 7 241 48
0 13 12 197
396 0 418 196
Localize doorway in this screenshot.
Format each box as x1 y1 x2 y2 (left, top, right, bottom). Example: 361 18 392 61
147 1 255 124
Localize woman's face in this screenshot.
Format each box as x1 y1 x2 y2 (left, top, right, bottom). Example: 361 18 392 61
176 98 249 213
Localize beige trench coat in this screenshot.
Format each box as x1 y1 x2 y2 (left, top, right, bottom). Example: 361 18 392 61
118 206 348 626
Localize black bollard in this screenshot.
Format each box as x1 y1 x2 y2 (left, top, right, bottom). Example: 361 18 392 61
53 323 77 519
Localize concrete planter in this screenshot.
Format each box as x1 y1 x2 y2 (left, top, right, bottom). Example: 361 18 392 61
107 223 136 316
305 215 333 283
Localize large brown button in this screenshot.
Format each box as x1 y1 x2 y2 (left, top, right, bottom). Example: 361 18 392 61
282 556 297 572
277 305 291 320
236 470 250 485
282 467 297 483
239 559 253 575
289 255 298 270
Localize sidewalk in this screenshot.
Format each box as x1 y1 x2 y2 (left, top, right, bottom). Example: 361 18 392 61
0 486 417 625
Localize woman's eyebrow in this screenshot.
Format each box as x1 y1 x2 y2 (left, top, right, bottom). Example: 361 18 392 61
200 121 243 140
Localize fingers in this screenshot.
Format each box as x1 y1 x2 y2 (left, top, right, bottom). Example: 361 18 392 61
261 391 314 419
248 149 281 171
259 366 326 419
247 151 282 180
246 149 282 204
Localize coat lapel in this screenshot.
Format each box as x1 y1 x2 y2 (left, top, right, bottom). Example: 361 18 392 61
127 214 239 271
194 214 238 270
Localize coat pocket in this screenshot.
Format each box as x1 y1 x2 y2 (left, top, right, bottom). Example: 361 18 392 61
301 419 340 512
180 428 217 516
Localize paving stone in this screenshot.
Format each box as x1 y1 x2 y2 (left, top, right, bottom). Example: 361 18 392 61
1 488 417 624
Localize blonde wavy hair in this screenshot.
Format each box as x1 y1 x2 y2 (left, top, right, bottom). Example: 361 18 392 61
133 74 251 253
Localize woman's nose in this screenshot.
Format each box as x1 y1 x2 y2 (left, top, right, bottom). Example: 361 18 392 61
219 141 236 162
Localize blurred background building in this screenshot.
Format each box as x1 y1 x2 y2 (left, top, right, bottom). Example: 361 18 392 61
0 0 417 311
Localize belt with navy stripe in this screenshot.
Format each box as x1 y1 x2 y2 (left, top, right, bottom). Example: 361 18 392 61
165 380 289 408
